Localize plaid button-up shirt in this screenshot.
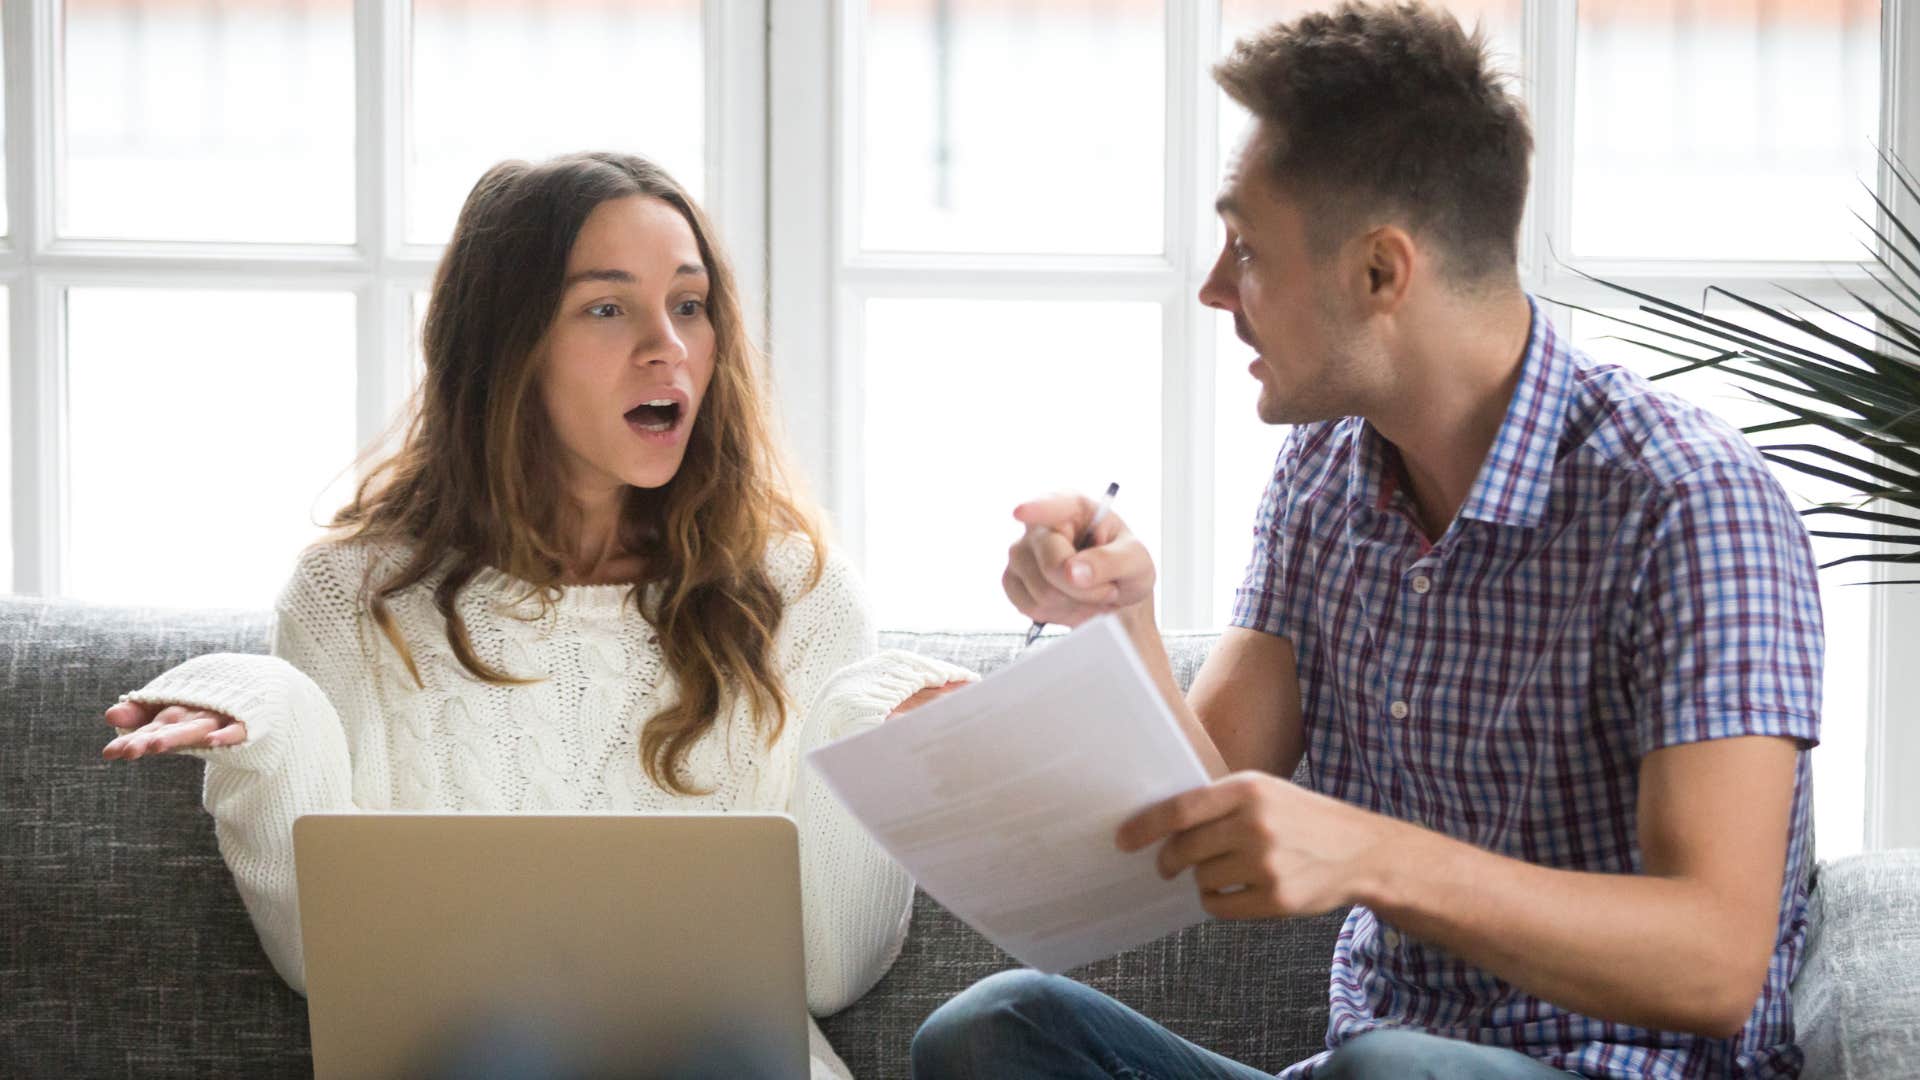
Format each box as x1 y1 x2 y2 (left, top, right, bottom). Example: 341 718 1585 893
1237 300 1822 1079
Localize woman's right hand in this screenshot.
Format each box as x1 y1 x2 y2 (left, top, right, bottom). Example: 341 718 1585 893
101 699 247 760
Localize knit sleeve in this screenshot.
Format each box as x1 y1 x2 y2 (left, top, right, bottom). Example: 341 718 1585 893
124 543 383 993
774 543 975 1016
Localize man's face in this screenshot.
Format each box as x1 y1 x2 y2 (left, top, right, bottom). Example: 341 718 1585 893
1199 122 1381 426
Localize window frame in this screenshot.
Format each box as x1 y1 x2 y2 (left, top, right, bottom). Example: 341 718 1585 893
4 0 1914 850
2 0 769 596
767 0 1920 850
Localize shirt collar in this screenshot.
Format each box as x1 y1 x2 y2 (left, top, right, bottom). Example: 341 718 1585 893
1456 296 1572 529
1347 296 1573 532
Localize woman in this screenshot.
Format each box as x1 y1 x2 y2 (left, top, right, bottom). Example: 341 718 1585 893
101 152 968 1079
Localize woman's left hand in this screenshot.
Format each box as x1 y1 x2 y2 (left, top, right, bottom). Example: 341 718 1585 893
888 680 970 719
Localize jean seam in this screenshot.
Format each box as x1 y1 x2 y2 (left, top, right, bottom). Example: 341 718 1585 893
1096 1050 1163 1080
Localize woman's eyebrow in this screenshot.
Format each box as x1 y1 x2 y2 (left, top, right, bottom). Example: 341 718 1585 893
563 264 708 288
563 268 634 288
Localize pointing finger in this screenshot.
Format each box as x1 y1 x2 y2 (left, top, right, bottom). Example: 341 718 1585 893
1012 492 1097 534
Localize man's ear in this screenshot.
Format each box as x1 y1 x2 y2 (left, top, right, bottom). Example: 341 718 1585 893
1361 226 1416 313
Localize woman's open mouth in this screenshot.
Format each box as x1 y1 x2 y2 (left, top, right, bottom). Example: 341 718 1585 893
625 399 682 432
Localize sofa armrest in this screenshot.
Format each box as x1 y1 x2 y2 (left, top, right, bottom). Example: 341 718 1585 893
1794 850 1920 1079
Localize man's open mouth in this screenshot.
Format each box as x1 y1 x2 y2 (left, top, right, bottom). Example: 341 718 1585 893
625 399 682 433
1234 317 1259 351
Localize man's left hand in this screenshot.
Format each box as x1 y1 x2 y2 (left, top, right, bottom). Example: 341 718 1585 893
1116 770 1406 920
888 680 971 720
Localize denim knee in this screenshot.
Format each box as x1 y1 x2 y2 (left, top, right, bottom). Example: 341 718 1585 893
910 969 1086 1078
1319 1029 1452 1080
1321 1027 1568 1080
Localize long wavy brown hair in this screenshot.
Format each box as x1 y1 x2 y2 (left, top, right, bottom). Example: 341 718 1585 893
327 151 824 795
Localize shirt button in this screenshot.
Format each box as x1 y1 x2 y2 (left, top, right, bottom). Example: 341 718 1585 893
1410 575 1432 595
1389 700 1410 720
1381 928 1402 949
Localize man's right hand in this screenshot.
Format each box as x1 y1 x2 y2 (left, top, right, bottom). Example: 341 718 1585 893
1003 492 1157 628
102 699 247 760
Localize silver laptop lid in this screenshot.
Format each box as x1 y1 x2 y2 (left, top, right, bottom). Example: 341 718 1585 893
293 813 808 1079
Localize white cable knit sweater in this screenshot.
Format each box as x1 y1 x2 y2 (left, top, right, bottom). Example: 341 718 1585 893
126 535 971 1080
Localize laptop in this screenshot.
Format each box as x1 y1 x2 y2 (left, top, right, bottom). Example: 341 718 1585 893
292 813 810 1079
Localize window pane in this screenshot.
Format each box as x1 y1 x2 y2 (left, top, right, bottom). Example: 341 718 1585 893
859 0 1165 255
1572 1 1880 260
63 0 355 243
1220 0 1520 57
408 0 704 246
862 299 1163 630
66 289 358 608
1211 309 1288 625
1569 307 1872 859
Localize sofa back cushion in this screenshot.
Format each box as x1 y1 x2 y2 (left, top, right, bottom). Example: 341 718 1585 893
0 600 1340 1077
1 597 310 1078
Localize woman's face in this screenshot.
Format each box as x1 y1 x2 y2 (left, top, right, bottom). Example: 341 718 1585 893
536 194 717 500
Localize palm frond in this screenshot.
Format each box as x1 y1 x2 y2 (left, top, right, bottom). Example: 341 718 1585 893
1572 154 1920 582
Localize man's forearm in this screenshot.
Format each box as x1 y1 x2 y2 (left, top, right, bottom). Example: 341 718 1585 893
1118 602 1229 778
1359 822 1772 1038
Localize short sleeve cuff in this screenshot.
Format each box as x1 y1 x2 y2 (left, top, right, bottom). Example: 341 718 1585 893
1637 708 1821 759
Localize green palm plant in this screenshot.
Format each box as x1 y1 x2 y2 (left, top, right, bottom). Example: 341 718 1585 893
1562 150 1920 585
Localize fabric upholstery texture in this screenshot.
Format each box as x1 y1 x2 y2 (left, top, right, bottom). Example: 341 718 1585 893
1794 851 1920 1079
3 598 1911 1078
2 598 308 1078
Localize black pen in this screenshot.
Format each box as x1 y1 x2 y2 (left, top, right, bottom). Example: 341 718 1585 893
1023 482 1120 648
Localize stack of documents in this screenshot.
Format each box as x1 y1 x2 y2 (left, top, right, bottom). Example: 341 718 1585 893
808 615 1214 974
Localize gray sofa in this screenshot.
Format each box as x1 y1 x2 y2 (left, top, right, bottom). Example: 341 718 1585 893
2 595 1915 1078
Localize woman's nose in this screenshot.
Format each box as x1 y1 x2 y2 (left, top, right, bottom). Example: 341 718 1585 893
638 322 688 366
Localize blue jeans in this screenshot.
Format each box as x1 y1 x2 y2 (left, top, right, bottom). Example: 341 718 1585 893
911 969 1575 1079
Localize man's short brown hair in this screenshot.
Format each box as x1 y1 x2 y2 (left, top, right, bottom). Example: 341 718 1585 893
1214 1 1532 285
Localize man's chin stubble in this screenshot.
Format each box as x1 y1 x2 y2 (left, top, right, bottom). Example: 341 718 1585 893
1258 394 1342 426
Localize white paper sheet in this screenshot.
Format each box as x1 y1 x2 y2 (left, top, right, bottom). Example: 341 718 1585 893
806 615 1214 974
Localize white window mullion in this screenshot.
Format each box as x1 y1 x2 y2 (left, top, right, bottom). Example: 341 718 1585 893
8 0 61 595
10 277 61 596
1539 270 1878 315
767 0 837 509
371 278 419 457
843 264 1178 303
354 0 400 462
1158 0 1208 630
1866 0 1920 851
1518 0 1576 290
833 283 866 567
827 0 862 545
841 255 1177 293
704 0 769 337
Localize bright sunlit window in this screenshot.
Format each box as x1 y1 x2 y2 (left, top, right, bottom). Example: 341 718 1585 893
3 0 1914 854
774 0 1905 861
4 0 733 609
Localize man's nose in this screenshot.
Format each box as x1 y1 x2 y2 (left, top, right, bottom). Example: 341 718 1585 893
1198 267 1239 312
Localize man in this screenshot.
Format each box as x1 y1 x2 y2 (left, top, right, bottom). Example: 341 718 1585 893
910 3 1822 1078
